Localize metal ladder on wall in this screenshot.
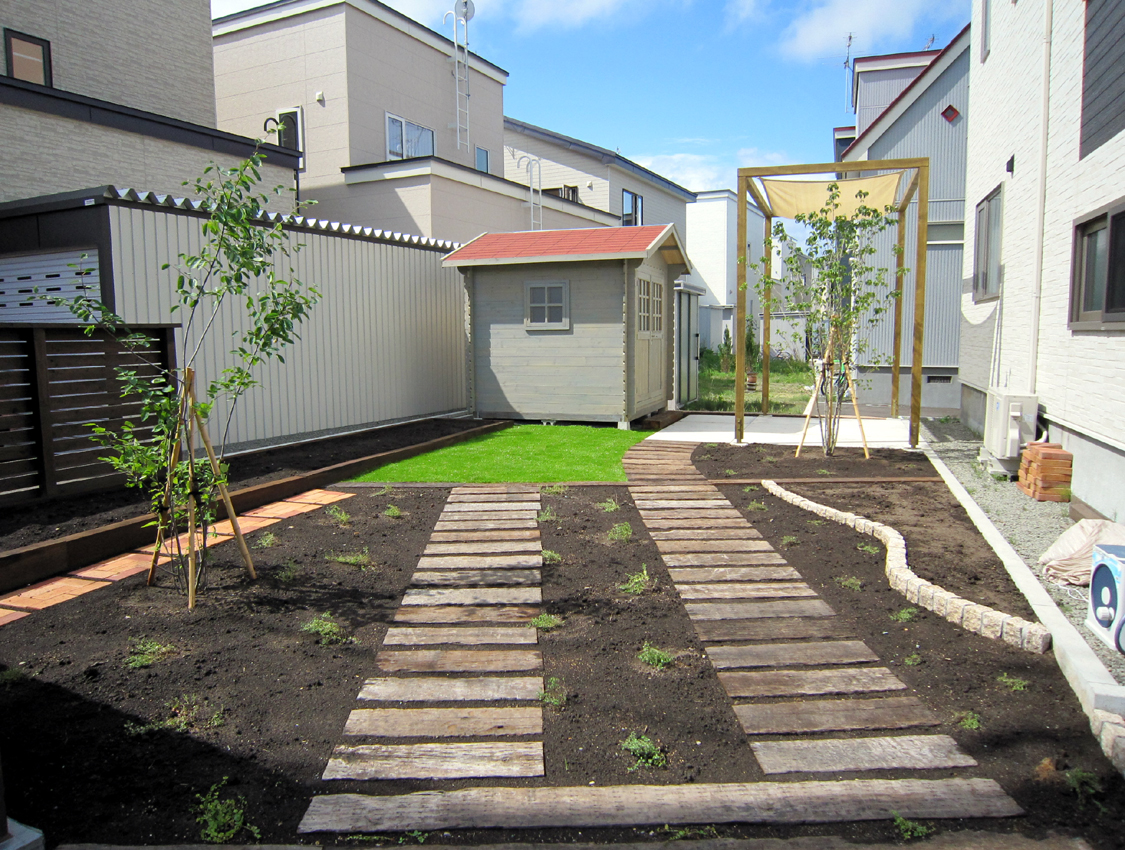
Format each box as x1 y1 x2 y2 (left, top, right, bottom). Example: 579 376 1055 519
446 3 472 153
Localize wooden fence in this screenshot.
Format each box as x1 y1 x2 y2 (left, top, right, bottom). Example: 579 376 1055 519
0 324 174 505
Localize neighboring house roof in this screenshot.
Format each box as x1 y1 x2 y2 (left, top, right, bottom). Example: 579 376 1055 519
842 24 970 161
213 0 508 82
504 117 697 202
443 224 691 271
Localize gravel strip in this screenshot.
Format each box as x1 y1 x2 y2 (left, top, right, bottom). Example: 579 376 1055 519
922 419 1125 686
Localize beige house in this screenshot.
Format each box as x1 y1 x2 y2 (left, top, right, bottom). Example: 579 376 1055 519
213 0 615 242
0 0 296 205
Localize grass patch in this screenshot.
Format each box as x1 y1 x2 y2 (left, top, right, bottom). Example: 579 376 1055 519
746 500 768 512
904 653 922 666
196 777 260 843
125 693 224 736
807 518 826 526
638 641 673 669
325 504 350 526
834 575 863 591
857 542 881 555
619 564 653 594
541 483 569 496
276 560 300 584
0 668 28 687
957 710 982 730
302 612 347 645
324 547 372 568
383 505 401 518
620 732 667 771
780 534 799 546
537 676 567 707
997 672 1029 691
890 607 919 623
742 484 759 492
528 613 563 631
659 825 719 841
537 505 558 523
597 496 620 512
252 531 277 549
892 812 932 841
816 468 835 476
126 638 176 669
349 424 653 483
684 362 814 414
542 549 562 565
607 522 633 543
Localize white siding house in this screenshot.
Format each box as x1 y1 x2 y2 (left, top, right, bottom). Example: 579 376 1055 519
961 0 1125 521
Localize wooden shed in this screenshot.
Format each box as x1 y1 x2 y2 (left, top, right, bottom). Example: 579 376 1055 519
444 225 692 427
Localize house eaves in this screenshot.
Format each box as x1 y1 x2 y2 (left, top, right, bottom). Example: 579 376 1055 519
842 24 970 162
213 0 509 84
504 117 697 202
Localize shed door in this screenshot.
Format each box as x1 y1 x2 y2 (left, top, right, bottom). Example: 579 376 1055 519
676 290 699 405
633 274 665 412
0 250 100 323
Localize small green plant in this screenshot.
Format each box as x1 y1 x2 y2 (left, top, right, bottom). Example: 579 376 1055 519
834 576 863 591
126 637 176 669
659 825 719 841
780 535 799 546
957 710 981 730
1065 768 1107 813
704 442 719 448
383 504 402 518
542 549 562 564
607 521 633 542
890 607 919 623
621 732 667 771
891 812 932 841
528 613 563 631
857 542 881 555
762 455 778 463
537 505 558 523
807 518 826 526
997 672 1029 692
904 653 922 666
276 560 301 583
376 483 394 496
252 530 277 549
325 547 372 568
402 831 429 844
638 641 673 670
746 500 768 512
196 777 260 843
537 676 567 707
619 564 653 594
597 496 621 512
816 468 835 476
302 612 347 645
541 483 569 496
723 468 736 476
326 504 351 526
0 668 27 688
742 484 759 492
126 693 224 736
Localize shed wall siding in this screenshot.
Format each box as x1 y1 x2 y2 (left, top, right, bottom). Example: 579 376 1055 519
108 205 466 450
473 261 625 421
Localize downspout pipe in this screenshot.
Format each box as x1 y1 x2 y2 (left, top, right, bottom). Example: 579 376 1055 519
1028 0 1054 394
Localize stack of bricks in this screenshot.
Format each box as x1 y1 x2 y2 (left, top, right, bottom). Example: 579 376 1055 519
1017 442 1072 502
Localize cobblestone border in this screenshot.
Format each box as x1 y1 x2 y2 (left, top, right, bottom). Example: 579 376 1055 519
760 479 1053 654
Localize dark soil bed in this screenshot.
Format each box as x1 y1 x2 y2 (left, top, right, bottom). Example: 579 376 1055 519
0 417 486 552
0 444 1122 848
693 440 935 481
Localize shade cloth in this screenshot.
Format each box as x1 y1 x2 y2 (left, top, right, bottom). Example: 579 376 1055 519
758 171 903 219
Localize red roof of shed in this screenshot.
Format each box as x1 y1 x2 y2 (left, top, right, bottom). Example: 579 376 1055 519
443 225 690 270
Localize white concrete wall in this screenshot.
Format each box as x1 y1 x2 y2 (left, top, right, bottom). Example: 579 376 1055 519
1 0 216 126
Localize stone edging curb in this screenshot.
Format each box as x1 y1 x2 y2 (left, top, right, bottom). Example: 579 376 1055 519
760 479 1052 653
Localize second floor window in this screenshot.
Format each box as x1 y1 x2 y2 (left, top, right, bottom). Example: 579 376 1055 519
4 29 51 87
623 189 643 226
973 187 1002 301
387 114 434 160
475 146 490 173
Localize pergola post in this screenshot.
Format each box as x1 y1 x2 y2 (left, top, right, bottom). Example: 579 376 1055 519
735 175 748 443
909 161 930 448
891 169 919 418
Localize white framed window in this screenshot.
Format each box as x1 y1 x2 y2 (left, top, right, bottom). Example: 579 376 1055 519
637 277 663 337
387 113 435 161
973 186 1002 302
475 146 490 173
623 189 643 226
525 280 569 330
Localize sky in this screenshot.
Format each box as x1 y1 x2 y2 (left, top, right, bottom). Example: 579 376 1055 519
210 0 970 193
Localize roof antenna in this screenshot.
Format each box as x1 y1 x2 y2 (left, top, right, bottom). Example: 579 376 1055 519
924 33 935 50
843 32 854 113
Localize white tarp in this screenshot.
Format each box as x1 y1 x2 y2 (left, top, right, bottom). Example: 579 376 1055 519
1038 519 1125 585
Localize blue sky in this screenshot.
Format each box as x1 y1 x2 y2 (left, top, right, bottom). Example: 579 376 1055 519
211 0 969 192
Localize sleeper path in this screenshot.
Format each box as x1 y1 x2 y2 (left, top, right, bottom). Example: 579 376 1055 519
623 441 1020 797
318 484 547 783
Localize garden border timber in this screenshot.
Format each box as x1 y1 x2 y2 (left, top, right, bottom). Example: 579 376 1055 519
0 419 511 595
735 158 930 447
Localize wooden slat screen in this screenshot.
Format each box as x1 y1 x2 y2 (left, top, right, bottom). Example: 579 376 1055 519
0 325 174 505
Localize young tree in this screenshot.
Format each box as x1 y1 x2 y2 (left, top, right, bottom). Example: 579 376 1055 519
756 183 902 454
62 152 320 604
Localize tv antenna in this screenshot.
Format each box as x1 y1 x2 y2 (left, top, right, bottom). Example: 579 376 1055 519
843 32 854 113
924 33 935 50
445 0 475 152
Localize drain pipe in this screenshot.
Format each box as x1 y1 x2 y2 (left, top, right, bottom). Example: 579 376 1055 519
1028 0 1054 395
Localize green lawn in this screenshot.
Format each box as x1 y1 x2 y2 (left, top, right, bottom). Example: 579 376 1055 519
685 363 816 414
349 423 655 483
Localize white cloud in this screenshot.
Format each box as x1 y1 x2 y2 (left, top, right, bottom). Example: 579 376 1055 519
633 146 789 193
724 0 761 25
735 146 790 169
778 0 968 62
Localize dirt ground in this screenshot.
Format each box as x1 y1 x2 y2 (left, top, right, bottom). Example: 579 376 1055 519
0 435 1122 847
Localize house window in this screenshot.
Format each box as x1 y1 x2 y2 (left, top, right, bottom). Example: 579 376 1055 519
973 187 1002 301
475 146 489 173
525 280 569 330
4 29 51 87
1072 202 1125 326
623 190 643 227
637 278 663 336
277 108 301 152
386 114 435 160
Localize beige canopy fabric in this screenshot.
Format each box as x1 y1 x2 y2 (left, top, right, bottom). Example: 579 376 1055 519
758 171 903 219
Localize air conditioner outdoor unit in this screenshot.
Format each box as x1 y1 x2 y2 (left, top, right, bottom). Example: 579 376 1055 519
983 390 1037 461
1087 544 1125 655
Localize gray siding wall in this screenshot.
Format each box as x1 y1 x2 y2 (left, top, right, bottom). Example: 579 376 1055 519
108 204 467 450
1081 0 1125 158
472 260 626 422
856 66 926 135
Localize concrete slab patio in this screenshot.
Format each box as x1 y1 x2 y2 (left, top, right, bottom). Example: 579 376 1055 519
651 414 914 449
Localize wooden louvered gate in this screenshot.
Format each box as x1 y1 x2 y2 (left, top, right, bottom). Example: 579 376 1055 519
0 325 175 505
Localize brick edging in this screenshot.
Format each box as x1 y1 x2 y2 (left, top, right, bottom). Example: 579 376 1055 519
760 479 1053 655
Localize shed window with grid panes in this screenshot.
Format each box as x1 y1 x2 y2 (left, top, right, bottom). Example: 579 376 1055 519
525 280 569 330
637 277 663 337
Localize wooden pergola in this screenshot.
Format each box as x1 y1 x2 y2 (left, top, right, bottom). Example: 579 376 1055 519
734 157 931 449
